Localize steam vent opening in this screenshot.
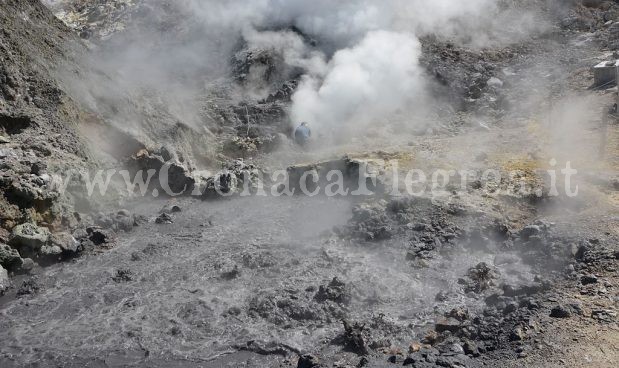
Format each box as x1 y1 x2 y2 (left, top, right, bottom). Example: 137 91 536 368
0 1 618 367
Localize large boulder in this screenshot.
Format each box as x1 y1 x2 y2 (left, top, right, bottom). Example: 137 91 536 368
129 148 195 195
0 243 22 269
39 245 63 263
286 156 386 196
10 223 50 250
49 232 79 254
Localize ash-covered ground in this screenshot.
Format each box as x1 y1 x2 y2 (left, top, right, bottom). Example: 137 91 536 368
1 1 618 367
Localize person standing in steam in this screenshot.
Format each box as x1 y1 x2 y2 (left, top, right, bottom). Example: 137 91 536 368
294 122 311 146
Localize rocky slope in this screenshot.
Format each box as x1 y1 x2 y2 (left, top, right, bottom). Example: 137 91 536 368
0 0 93 275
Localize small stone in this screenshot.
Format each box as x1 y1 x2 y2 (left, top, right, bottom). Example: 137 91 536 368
422 330 439 344
16 277 41 296
448 307 470 321
357 357 369 367
450 343 464 354
436 317 462 333
342 320 369 355
112 268 134 283
402 354 417 366
94 213 114 228
226 306 242 316
315 277 351 304
72 228 89 240
409 342 422 353
550 305 572 318
591 309 617 322
114 215 135 232
220 265 240 280
30 162 47 175
569 303 584 316
435 290 456 302
160 203 182 214
580 274 598 285
462 340 480 357
511 327 526 341
297 354 320 368
503 302 518 315
50 232 79 254
425 352 438 364
369 339 390 350
520 225 541 240
0 135 9 144
87 227 114 246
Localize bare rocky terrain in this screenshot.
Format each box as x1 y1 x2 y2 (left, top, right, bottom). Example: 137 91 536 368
0 0 618 367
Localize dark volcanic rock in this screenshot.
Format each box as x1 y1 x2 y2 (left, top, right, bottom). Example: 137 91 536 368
314 277 351 305
220 264 240 280
0 243 22 270
462 262 499 293
342 320 369 356
297 354 322 368
112 268 134 283
591 309 617 323
9 223 50 251
155 213 174 224
462 339 480 357
550 305 572 318
580 274 598 285
16 276 41 296
436 317 464 333
86 227 115 246
0 265 9 295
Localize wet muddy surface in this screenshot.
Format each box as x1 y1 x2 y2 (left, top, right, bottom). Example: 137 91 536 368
0 194 561 367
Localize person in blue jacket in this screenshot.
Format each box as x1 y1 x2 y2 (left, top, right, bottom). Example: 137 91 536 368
294 122 311 146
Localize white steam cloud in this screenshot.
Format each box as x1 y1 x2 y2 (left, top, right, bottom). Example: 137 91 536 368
57 0 547 148
212 0 543 140
187 0 545 136
291 31 424 136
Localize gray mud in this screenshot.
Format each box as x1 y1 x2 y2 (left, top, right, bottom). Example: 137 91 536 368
0 195 538 366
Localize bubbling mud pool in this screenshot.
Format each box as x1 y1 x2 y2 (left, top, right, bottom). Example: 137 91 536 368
0 195 536 366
